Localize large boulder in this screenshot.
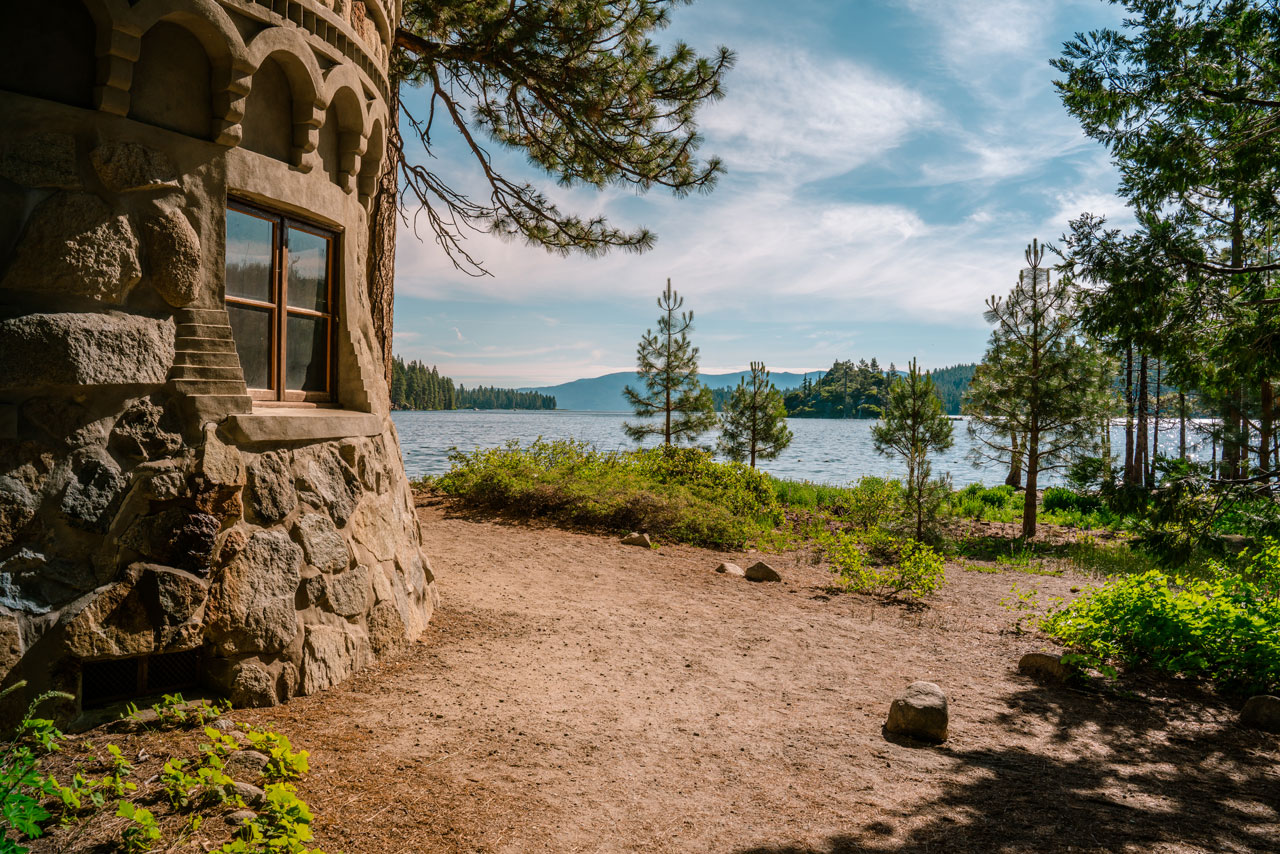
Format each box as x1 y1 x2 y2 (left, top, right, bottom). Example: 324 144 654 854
0 477 37 550
0 549 96 615
325 565 369 617
61 446 127 533
205 529 301 656
745 561 782 582
1240 695 1280 734
0 312 175 389
885 681 949 744
294 448 358 527
350 498 397 563
90 141 179 194
63 563 208 659
141 208 201 307
109 397 181 462
1 193 141 303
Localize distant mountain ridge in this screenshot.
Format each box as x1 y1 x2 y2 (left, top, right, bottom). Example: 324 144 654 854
523 364 977 413
521 370 813 411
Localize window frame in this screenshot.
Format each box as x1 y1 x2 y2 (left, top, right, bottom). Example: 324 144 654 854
225 198 339 405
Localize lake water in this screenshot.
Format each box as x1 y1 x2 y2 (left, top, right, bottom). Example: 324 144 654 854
393 410 1215 487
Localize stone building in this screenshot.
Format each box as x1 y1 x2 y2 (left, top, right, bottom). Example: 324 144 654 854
0 0 436 723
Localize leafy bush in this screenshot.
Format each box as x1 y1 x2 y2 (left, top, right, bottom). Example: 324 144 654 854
949 483 1022 522
1043 487 1102 515
117 801 161 854
431 439 783 548
1 684 72 853
244 729 310 782
824 532 946 599
1043 564 1280 695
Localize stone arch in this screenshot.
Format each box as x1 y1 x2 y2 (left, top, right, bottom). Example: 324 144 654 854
317 83 367 191
244 29 326 169
129 20 216 138
357 118 385 206
0 0 99 109
128 0 252 144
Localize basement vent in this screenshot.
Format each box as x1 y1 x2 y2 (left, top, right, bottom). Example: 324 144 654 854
80 649 203 708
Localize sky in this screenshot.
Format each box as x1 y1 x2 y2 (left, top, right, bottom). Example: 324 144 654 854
390 0 1133 388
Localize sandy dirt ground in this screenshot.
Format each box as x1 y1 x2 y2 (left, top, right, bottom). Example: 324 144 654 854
35 496 1279 854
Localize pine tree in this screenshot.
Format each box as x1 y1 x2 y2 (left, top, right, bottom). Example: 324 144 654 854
966 240 1118 539
624 279 716 445
718 362 793 468
872 358 954 541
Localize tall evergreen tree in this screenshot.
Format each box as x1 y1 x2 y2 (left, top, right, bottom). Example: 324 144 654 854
718 362 793 468
624 279 716 445
872 358 954 542
966 240 1118 539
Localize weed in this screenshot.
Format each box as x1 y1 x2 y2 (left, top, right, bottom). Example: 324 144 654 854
0 683 73 853
243 729 309 782
116 801 162 854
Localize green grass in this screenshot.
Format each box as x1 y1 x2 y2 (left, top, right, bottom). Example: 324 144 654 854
427 439 784 549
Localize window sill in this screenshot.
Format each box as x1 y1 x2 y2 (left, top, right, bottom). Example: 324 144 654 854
222 408 383 444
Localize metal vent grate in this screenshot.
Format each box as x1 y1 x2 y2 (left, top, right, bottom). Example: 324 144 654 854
80 649 204 708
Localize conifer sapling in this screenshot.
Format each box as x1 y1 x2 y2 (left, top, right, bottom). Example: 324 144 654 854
719 362 794 467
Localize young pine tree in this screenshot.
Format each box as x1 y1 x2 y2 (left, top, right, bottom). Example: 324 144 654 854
872 358 954 541
718 362 794 468
966 240 1117 538
624 279 717 445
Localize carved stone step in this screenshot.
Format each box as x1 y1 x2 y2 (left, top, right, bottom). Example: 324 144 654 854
169 365 243 381
173 349 241 368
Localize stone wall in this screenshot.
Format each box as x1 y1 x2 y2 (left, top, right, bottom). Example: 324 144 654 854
0 0 434 725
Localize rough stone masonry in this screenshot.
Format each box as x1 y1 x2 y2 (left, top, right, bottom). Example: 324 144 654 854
0 0 434 725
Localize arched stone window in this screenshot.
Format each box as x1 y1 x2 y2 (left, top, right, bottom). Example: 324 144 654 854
0 2 96 109
130 21 214 139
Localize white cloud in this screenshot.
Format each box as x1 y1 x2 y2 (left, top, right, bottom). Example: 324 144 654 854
700 46 936 178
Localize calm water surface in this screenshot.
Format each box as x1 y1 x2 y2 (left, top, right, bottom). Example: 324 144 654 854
393 410 1213 487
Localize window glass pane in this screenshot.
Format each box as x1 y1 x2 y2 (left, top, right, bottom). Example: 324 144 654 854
287 227 329 313
226 209 274 302
228 304 273 389
285 313 328 392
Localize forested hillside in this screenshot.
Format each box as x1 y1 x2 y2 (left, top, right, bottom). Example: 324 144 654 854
778 360 974 417
928 363 978 415
391 357 556 410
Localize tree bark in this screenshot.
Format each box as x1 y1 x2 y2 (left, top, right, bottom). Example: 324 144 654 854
1261 380 1274 482
1005 431 1023 489
1179 391 1187 461
1124 345 1135 485
1151 359 1161 483
1022 440 1038 539
1136 354 1149 488
367 85 401 390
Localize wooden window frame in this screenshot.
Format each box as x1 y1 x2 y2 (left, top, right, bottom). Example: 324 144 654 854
225 198 339 404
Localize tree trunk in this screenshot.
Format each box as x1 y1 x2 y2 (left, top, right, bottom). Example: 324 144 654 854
1136 354 1149 489
1124 345 1135 485
1022 439 1038 539
1179 391 1187 461
367 85 400 390
1151 359 1161 483
1260 380 1273 482
1005 431 1022 488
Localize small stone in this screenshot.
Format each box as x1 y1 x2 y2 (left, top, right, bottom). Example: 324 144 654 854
232 782 265 807
1240 695 1280 733
1018 652 1074 682
716 562 745 577
0 611 23 675
109 397 181 461
1 192 141 303
142 208 201 306
0 477 37 551
295 513 350 574
247 452 296 524
61 446 127 533
885 681 948 744
90 141 179 193
325 565 369 617
621 532 651 547
199 424 245 488
225 809 257 827
209 718 236 732
744 561 781 582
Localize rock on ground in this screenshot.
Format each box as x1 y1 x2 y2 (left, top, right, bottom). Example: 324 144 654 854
1018 652 1075 682
885 681 948 743
745 561 781 582
716 562 745 577
1240 695 1280 733
621 532 651 547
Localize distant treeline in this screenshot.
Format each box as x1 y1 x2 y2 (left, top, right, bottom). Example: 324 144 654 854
710 359 976 418
391 357 556 411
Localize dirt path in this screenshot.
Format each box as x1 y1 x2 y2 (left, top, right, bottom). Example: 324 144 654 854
240 498 1280 854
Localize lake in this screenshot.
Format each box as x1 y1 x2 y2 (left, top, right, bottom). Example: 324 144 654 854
392 410 1214 487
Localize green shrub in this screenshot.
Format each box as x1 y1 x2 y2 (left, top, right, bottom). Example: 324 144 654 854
432 439 782 549
1 684 73 853
1043 565 1280 694
824 532 945 599
117 801 162 854
1043 487 1102 515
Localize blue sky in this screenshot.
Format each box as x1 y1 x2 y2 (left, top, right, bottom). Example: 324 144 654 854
391 0 1131 387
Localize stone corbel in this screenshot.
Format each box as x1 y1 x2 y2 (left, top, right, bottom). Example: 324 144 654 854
337 130 366 192
94 26 140 117
213 60 256 147
292 100 324 173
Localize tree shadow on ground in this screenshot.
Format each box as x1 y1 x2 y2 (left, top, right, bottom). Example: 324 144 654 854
733 679 1279 854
